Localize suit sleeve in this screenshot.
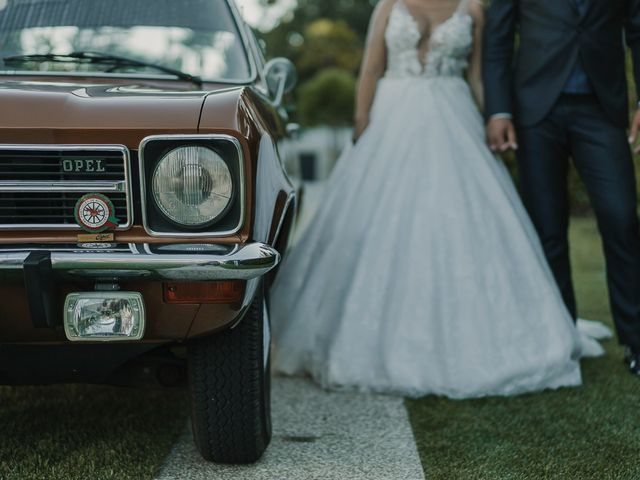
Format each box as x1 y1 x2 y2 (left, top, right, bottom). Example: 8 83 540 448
626 0 640 104
482 0 518 119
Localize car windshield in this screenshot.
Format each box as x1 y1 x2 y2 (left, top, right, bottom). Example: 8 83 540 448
0 0 252 82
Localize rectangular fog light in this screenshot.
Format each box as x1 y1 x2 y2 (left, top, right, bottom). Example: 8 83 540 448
64 292 145 342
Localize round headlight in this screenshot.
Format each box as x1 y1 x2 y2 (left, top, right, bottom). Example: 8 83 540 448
151 146 233 227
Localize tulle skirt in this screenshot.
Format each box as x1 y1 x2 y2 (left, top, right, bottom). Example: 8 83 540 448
270 76 586 398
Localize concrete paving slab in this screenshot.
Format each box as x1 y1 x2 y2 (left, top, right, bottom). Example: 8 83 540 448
156 377 425 480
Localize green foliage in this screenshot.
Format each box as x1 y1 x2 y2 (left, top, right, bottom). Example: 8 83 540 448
257 0 373 126
295 19 362 79
297 68 356 127
259 0 376 55
290 0 377 38
260 2 372 81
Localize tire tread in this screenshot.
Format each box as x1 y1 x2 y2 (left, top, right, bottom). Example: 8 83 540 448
188 290 270 464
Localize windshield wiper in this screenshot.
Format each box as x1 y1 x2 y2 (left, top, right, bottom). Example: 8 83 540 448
3 51 203 87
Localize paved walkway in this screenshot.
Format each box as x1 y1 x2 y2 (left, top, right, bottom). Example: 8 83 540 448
156 377 425 480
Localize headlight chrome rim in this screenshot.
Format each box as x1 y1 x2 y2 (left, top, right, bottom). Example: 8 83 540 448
151 145 234 228
139 134 246 239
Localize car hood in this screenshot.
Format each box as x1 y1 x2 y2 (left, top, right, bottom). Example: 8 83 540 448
0 79 245 147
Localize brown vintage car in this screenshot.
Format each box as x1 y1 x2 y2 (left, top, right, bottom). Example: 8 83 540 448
0 0 298 464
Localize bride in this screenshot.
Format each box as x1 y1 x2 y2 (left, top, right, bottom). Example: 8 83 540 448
270 0 610 398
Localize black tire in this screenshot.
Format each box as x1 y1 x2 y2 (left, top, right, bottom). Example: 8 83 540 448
187 286 271 464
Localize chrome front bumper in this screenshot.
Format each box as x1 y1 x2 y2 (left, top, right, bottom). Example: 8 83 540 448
0 242 280 281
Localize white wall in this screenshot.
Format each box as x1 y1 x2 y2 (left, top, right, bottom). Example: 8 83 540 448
285 126 352 181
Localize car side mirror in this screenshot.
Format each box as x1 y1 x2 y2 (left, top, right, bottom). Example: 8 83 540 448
263 58 297 108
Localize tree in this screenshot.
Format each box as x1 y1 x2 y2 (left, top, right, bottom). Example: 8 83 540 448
259 0 376 77
256 0 377 40
297 67 356 160
295 19 362 79
297 67 356 127
252 0 375 128
279 0 376 40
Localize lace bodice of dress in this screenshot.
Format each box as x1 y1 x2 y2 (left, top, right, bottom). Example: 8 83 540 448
385 0 474 79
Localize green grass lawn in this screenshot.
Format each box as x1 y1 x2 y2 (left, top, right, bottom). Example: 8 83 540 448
0 384 187 480
407 216 640 480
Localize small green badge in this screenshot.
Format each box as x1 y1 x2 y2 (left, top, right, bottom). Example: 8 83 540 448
74 193 119 233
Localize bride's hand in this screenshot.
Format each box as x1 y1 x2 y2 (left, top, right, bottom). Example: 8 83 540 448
353 118 369 144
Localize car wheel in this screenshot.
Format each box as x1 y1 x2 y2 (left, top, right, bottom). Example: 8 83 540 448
187 284 272 464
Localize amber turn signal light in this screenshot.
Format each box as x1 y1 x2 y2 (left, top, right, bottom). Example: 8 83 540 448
163 281 245 304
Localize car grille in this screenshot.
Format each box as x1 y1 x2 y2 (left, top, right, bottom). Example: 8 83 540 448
0 146 132 230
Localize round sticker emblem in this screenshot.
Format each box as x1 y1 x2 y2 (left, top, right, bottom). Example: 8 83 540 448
74 193 119 233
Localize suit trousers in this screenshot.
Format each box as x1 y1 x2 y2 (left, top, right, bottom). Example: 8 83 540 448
516 94 640 350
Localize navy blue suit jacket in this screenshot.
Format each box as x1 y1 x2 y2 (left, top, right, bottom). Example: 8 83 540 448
483 0 640 127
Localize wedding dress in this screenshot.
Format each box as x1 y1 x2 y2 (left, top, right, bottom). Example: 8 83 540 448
270 0 609 398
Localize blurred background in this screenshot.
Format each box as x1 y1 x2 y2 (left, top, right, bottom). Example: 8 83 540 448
236 0 640 214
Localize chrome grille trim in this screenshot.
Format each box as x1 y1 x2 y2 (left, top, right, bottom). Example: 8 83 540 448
0 244 138 253
0 144 133 230
0 180 127 192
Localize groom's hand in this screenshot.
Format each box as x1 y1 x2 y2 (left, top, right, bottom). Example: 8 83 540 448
487 117 518 153
629 109 640 154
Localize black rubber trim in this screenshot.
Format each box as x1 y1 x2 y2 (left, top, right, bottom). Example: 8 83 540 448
23 251 59 328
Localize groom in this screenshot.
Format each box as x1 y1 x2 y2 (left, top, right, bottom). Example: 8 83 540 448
483 0 640 375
